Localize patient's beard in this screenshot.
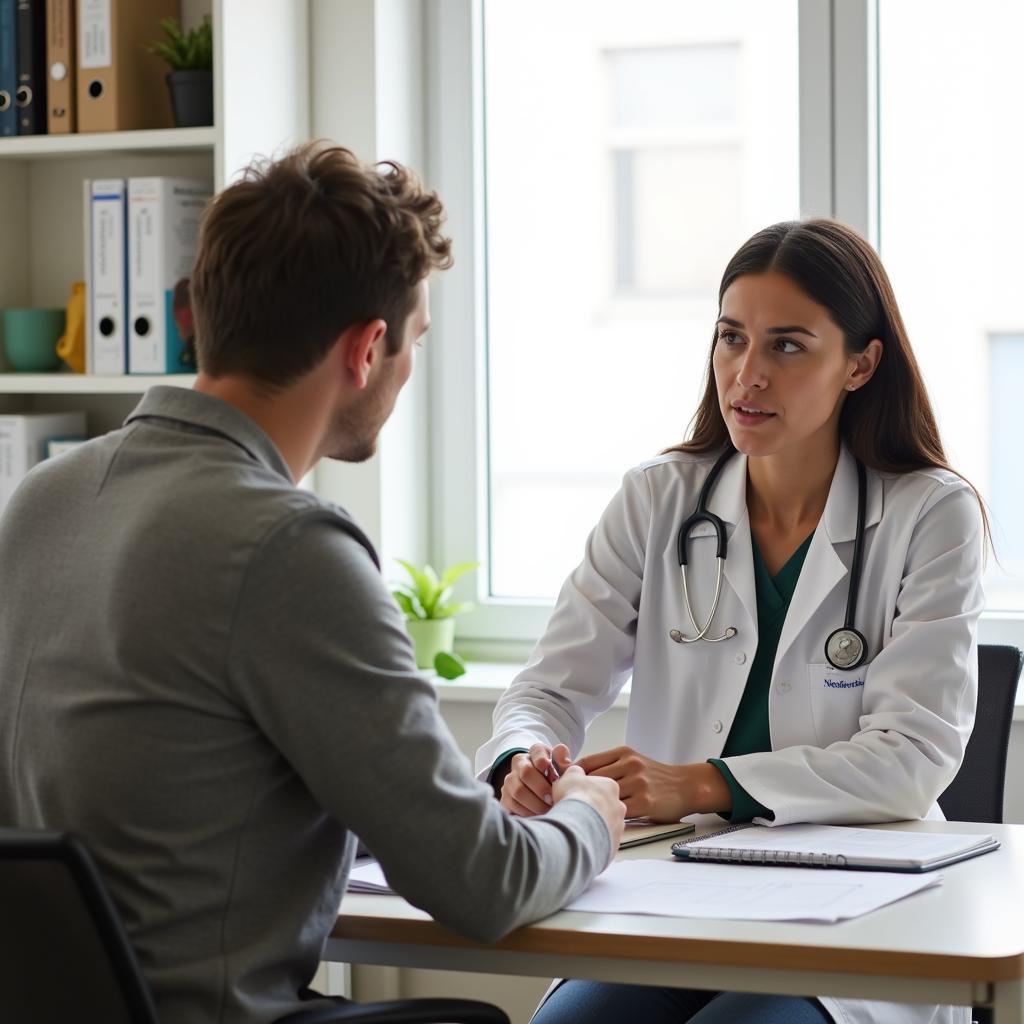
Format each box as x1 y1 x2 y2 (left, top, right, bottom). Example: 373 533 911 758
325 364 399 463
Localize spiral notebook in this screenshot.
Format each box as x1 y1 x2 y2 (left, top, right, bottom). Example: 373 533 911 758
671 823 999 873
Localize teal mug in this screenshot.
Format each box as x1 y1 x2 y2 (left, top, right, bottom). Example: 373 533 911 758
3 307 66 372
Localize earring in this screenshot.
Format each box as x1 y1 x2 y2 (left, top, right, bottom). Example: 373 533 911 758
846 384 857 391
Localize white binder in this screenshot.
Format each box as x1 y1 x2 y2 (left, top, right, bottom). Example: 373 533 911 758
127 176 212 374
0 411 86 512
87 177 127 375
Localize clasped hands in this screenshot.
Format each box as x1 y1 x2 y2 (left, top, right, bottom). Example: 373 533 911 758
499 742 732 822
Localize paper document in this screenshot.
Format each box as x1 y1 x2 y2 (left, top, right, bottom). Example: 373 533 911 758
348 860 392 894
564 859 940 923
620 819 695 849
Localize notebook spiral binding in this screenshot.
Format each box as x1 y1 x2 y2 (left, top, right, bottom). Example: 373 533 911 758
672 824 851 867
673 823 751 846
688 847 849 867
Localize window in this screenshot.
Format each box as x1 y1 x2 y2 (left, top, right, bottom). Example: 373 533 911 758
427 0 1022 648
988 335 1024 598
609 44 742 296
877 0 1024 611
479 0 799 601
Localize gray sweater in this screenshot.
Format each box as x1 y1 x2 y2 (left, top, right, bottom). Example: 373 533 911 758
0 387 610 1024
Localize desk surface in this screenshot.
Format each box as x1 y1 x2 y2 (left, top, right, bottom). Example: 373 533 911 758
329 819 1024 1008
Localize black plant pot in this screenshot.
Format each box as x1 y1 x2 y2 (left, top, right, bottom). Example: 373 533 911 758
166 69 213 128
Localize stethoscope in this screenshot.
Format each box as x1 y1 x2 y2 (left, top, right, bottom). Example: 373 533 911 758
668 448 869 671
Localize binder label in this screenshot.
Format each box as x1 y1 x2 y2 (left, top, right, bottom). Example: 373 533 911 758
79 0 110 69
90 178 127 375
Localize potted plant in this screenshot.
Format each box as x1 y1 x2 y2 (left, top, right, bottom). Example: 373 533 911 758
148 15 214 128
391 559 478 677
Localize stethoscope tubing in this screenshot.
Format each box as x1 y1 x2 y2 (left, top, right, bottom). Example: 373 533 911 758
671 448 868 669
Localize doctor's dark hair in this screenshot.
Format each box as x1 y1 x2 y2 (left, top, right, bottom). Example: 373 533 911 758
672 218 989 536
190 141 452 388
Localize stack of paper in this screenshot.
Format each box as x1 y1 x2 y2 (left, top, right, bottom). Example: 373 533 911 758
347 860 393 895
564 859 941 923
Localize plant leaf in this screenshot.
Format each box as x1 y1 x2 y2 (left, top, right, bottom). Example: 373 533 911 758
434 601 473 619
434 651 467 679
148 15 213 71
438 561 480 590
395 559 479 620
396 559 434 606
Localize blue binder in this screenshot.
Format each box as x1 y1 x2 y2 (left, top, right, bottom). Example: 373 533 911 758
15 0 45 135
0 0 16 137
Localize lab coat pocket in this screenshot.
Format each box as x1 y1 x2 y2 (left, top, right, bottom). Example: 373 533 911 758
807 662 869 747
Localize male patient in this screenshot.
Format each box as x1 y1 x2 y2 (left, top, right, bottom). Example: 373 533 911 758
0 143 624 1024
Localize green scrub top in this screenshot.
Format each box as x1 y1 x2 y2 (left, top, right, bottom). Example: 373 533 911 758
709 530 814 821
490 531 814 822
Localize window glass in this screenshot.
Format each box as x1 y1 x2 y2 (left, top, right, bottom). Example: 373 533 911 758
878 0 1024 608
483 0 800 598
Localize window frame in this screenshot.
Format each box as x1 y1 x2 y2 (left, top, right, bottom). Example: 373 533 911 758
423 0 1019 654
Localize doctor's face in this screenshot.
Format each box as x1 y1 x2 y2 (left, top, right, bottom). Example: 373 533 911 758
712 271 858 460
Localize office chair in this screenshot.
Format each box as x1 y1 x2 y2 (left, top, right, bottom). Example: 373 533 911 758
936 644 1022 1024
0 829 509 1024
937 644 1023 824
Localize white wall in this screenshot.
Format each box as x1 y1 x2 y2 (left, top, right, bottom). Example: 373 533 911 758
308 0 430 573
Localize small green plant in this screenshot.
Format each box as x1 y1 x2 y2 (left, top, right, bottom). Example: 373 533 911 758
433 650 468 680
391 559 478 621
148 15 213 72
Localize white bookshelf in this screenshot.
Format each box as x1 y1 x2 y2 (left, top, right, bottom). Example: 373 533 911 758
0 374 196 394
0 0 310 436
0 126 217 160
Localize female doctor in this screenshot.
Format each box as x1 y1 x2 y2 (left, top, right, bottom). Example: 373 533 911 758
476 219 986 1024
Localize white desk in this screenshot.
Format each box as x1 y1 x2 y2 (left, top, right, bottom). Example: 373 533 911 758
326 819 1024 1021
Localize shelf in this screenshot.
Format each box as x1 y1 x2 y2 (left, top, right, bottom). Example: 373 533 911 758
0 127 216 161
0 374 195 394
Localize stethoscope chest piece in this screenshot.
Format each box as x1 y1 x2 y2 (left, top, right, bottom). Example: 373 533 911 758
825 627 867 670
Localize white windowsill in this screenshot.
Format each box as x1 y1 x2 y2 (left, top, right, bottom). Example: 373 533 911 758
430 661 630 709
432 661 1024 721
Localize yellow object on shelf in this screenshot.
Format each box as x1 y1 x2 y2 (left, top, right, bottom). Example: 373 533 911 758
56 282 86 373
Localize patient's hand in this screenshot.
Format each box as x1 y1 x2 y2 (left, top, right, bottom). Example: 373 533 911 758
552 765 626 863
498 741 572 816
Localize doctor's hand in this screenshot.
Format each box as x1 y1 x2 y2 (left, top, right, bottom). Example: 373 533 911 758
498 742 573 817
575 746 732 823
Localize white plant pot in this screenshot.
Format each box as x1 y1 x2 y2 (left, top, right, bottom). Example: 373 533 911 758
405 618 456 670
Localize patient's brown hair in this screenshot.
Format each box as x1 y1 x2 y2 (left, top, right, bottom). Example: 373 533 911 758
191 141 452 388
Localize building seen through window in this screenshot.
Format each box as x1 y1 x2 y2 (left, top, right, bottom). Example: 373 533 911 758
483 0 799 598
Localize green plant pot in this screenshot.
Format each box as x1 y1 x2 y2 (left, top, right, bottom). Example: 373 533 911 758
405 618 456 670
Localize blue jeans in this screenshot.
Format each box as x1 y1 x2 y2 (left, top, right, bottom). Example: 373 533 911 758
530 980 835 1024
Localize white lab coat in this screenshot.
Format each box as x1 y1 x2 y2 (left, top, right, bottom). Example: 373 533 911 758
477 446 984 1024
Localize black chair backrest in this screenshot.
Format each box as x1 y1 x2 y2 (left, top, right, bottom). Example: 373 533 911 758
938 644 1023 824
0 829 159 1024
